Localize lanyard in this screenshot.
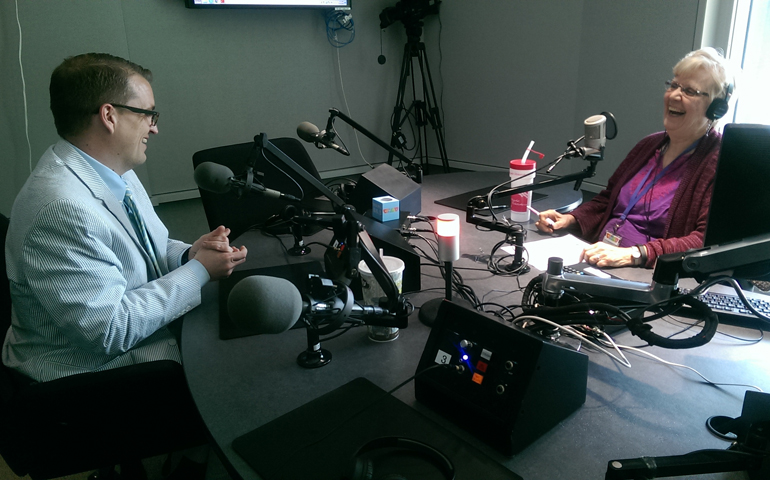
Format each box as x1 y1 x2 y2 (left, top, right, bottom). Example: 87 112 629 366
616 139 699 228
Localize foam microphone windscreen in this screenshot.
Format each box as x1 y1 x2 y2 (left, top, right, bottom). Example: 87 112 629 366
227 275 304 334
194 162 234 194
296 122 321 143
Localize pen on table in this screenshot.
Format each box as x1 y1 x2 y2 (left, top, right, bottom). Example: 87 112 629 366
528 206 555 226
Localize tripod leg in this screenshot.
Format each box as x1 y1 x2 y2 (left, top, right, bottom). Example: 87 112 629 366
415 44 450 173
388 43 414 166
389 39 450 174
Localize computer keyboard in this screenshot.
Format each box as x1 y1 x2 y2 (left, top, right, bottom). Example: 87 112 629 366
681 288 770 322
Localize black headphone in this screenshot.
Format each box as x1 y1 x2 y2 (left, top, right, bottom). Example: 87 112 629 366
706 82 733 120
343 437 455 480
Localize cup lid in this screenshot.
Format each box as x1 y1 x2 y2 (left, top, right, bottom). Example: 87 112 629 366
358 256 405 275
510 159 537 170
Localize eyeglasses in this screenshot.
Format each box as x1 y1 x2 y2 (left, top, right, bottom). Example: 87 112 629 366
665 81 710 98
110 103 160 126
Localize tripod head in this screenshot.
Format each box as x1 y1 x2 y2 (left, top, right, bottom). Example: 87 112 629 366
379 0 441 38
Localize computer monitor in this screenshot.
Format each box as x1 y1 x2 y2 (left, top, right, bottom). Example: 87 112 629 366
185 0 350 8
704 123 770 248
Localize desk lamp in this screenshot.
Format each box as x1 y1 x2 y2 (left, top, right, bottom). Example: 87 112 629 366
419 214 462 326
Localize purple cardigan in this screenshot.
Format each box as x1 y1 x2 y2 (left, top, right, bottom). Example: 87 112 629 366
570 130 722 267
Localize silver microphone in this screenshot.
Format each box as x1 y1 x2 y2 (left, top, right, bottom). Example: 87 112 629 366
584 114 607 154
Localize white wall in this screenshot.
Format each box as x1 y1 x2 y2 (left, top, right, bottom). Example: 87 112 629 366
429 0 701 190
0 0 703 213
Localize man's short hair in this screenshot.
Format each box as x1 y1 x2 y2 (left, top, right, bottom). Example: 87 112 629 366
50 53 152 138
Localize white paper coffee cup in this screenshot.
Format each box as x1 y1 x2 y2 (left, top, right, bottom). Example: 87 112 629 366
358 256 404 342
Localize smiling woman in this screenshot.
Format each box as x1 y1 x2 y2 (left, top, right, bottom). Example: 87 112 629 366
533 47 738 269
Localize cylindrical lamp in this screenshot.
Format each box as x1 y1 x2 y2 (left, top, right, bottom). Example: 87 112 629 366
437 213 460 263
420 213 465 326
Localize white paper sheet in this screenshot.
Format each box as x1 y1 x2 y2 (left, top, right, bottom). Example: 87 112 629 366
503 234 589 272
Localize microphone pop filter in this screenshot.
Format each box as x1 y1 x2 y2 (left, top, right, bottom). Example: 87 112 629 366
227 275 303 334
194 162 234 194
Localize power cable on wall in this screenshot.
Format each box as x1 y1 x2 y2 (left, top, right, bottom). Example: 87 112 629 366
15 0 32 174
326 9 374 168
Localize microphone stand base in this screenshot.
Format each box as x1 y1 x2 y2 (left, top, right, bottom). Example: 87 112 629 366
297 348 332 369
505 262 530 275
288 246 312 256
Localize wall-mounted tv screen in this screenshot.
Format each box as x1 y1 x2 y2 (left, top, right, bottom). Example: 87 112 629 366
185 0 350 8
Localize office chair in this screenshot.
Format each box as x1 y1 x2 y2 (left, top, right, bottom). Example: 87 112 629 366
192 137 328 240
0 213 208 479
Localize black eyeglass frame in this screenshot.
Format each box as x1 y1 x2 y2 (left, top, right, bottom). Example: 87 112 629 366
665 80 710 98
109 103 160 126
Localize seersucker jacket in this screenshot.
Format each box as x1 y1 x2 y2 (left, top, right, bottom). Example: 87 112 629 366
3 140 202 382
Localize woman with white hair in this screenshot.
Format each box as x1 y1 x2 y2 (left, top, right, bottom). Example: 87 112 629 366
536 47 737 268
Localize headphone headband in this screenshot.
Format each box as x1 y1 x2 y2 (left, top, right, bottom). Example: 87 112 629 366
344 436 455 480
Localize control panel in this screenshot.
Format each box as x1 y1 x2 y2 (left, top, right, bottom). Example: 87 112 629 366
415 300 588 455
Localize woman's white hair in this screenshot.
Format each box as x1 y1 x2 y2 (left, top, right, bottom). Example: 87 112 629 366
673 47 739 126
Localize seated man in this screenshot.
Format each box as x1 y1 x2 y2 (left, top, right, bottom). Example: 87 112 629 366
3 53 247 478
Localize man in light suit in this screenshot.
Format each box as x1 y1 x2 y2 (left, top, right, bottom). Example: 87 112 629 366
2 53 247 479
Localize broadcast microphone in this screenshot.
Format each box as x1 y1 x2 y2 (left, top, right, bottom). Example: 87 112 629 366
227 275 389 334
193 162 301 202
296 122 350 156
546 114 608 173
193 162 232 194
583 114 607 155
227 276 304 334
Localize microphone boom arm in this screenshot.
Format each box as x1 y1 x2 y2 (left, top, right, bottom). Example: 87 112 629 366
466 152 602 235
286 206 409 328
254 133 347 210
325 108 423 181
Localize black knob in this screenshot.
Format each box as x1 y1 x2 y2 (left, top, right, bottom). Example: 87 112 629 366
547 257 564 275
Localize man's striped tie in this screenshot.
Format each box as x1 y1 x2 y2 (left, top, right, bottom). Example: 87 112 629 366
123 187 163 279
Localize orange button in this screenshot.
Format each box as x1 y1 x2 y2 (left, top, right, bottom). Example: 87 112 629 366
472 373 484 385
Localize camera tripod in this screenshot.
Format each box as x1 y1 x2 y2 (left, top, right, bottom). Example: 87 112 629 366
388 20 449 174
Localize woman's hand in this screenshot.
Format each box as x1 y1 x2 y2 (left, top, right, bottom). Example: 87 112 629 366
535 210 576 234
580 242 637 268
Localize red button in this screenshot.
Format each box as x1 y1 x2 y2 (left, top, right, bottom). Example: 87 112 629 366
476 361 488 372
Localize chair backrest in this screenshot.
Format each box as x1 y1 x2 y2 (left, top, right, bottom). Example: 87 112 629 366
192 137 325 240
0 213 10 336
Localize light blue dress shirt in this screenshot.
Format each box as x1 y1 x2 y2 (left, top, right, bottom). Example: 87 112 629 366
72 143 209 286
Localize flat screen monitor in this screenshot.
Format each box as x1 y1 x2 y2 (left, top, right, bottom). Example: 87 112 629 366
704 123 770 248
185 0 350 8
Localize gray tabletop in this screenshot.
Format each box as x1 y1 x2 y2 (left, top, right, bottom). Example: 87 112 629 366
182 172 763 480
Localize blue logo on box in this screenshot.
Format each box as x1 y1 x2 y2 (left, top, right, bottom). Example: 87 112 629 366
373 196 400 222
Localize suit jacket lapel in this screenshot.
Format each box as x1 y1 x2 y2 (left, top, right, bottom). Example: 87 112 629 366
52 140 151 268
